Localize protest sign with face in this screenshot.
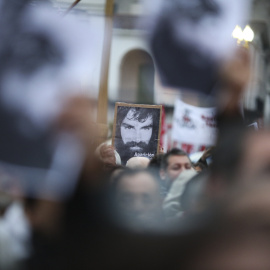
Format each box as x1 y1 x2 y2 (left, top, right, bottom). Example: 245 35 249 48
148 0 251 95
112 103 162 165
0 1 101 200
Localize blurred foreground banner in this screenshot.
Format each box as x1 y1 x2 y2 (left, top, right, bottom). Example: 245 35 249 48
171 100 217 154
0 1 103 200
149 0 251 95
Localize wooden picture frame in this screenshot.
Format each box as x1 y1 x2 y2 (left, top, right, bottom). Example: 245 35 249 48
112 102 162 165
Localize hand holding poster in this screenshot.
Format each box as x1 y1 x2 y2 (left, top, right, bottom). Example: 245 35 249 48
172 99 217 154
112 103 162 165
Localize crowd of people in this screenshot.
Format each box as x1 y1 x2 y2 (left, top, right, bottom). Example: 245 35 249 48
3 117 270 269
1 1 270 270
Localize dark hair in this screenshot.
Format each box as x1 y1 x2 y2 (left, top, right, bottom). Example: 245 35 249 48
117 107 159 124
116 106 160 138
161 148 190 170
103 163 124 175
148 153 164 170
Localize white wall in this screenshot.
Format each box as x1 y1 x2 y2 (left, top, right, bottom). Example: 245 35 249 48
51 0 106 15
108 29 151 101
50 1 107 100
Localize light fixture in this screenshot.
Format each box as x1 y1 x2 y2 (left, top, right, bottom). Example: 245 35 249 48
232 25 254 47
232 25 244 42
243 25 254 42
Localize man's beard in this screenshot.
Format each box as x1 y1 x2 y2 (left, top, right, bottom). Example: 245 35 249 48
115 139 152 165
124 141 149 152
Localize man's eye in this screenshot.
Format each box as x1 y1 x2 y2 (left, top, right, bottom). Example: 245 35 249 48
142 126 152 130
125 126 133 130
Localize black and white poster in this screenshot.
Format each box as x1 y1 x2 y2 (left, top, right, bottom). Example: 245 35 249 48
148 0 251 95
0 1 101 200
112 103 162 165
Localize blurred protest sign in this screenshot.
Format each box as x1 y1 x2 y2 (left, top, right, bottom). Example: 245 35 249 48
112 103 162 165
171 99 217 154
148 0 251 95
0 1 103 200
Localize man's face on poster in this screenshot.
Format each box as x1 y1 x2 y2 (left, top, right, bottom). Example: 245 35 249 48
120 109 153 154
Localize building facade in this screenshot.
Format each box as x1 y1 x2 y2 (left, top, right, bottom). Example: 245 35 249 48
50 0 270 129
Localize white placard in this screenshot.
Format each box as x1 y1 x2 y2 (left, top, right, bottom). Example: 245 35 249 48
172 99 217 153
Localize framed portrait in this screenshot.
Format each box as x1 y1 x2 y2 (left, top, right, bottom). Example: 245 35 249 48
112 103 162 165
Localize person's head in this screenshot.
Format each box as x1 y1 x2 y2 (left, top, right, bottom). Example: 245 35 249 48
113 169 162 229
115 106 160 164
160 148 193 188
148 153 164 170
126 157 150 169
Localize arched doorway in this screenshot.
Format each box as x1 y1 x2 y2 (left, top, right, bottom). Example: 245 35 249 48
119 49 154 103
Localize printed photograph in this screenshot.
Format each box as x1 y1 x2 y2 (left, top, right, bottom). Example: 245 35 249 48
112 103 162 165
